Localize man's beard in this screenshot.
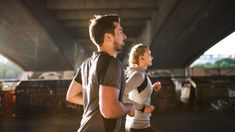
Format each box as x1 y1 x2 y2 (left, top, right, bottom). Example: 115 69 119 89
114 41 124 52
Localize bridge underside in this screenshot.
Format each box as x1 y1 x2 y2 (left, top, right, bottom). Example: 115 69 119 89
0 0 234 71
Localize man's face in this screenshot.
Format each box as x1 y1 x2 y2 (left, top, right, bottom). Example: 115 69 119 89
113 22 127 51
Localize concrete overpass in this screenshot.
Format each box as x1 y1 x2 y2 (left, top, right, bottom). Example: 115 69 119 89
0 0 235 71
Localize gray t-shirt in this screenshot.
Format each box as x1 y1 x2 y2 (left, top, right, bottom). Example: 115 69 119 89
74 51 126 132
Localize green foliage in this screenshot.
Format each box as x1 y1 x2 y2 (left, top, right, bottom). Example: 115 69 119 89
193 58 235 68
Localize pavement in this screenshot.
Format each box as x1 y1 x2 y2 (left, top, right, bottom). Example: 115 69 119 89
0 110 235 132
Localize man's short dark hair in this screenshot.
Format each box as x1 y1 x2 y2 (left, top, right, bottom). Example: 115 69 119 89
89 14 120 46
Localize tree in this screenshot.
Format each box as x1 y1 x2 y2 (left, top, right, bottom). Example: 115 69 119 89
193 58 235 68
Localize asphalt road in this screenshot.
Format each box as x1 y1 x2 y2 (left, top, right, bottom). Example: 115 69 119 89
0 110 234 132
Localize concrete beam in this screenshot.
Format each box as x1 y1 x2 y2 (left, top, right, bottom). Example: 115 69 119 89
150 0 235 69
47 0 159 9
56 9 156 20
21 0 85 70
74 37 138 44
150 0 179 44
69 25 143 38
0 0 73 71
63 18 147 28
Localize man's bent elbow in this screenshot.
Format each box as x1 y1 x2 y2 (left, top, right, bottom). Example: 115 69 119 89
66 94 74 103
66 96 71 102
101 112 118 119
100 108 123 119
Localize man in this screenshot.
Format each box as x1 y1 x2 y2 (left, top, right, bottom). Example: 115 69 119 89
66 14 135 132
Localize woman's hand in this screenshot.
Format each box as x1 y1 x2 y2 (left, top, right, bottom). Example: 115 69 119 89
153 81 161 91
144 105 155 113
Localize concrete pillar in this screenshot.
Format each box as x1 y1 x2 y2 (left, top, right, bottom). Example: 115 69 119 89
138 20 152 46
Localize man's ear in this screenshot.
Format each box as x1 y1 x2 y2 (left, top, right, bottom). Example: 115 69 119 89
104 33 113 42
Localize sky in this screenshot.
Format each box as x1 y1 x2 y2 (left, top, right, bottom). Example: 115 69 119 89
0 54 8 63
204 32 235 55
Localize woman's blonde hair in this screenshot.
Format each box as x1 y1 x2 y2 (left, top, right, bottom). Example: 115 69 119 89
128 43 148 67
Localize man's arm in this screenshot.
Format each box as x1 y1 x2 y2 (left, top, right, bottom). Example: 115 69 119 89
66 80 83 105
99 85 135 119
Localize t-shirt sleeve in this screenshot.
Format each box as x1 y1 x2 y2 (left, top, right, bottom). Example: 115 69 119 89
74 67 82 84
98 57 122 89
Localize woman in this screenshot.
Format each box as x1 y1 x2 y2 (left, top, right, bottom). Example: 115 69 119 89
124 43 161 132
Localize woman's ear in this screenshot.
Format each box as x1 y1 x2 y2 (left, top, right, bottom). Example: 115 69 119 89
140 56 145 60
139 56 145 63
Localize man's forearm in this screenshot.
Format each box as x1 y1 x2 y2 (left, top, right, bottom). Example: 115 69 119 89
101 102 134 119
99 86 135 119
66 80 83 105
123 94 143 110
66 93 83 105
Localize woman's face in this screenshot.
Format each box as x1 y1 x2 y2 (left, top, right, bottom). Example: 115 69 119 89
141 48 153 67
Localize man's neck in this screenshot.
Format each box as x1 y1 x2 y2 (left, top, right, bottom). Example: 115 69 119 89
98 46 117 58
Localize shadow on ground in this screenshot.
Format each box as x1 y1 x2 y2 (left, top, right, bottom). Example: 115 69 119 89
1 110 235 132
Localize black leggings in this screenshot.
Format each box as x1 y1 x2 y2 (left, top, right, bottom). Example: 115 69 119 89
130 127 154 132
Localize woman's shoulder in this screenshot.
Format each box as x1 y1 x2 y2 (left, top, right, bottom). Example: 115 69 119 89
128 70 145 81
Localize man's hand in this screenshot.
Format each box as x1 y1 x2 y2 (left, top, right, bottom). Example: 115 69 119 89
127 108 135 117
